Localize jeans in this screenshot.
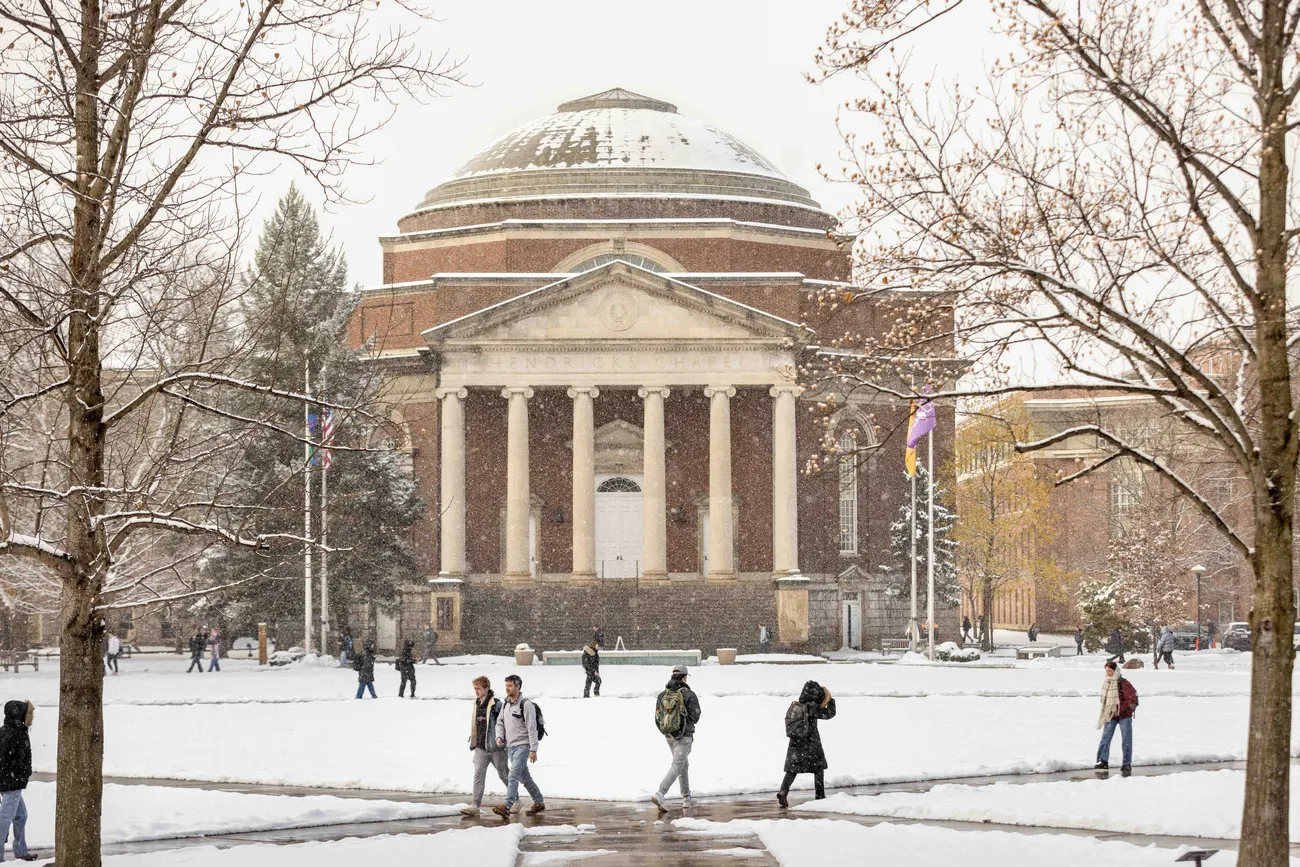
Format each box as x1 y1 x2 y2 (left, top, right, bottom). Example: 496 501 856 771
779 770 825 799
472 747 509 807
399 672 416 697
104 653 118 674
1097 717 1133 767
208 653 220 672
584 672 601 697
656 735 693 798
504 744 543 809
338 651 349 668
355 681 377 699
1076 644 1084 656
187 655 204 673
0 789 28 860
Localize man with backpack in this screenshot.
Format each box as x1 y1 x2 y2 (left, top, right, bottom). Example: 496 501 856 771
777 680 837 807
492 673 545 818
581 642 601 698
651 664 702 812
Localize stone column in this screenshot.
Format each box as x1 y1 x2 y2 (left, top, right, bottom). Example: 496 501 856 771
436 387 468 576
639 387 670 580
568 386 599 580
704 385 736 577
502 386 534 580
770 385 802 576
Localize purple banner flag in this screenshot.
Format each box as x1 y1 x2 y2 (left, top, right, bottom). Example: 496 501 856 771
906 397 936 448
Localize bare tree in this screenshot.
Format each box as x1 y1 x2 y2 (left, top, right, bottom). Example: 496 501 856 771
811 0 1300 861
0 2 459 862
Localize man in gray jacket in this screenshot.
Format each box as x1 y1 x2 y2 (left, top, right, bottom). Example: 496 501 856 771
651 664 703 812
492 674 545 818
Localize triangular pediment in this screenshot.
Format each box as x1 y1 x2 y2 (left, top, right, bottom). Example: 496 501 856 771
424 261 805 346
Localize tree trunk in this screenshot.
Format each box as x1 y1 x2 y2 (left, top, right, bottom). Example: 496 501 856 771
981 576 994 652
54 585 104 866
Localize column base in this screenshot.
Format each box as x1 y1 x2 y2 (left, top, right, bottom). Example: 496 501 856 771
568 571 598 584
704 571 738 583
639 571 670 585
503 571 535 585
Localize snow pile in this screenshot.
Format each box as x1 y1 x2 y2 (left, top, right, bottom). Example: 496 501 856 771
797 769 1284 840
934 642 980 663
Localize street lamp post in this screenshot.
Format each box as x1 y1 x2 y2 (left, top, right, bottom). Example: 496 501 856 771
1192 564 1207 650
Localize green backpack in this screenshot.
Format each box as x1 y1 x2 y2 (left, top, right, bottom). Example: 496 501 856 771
655 688 687 736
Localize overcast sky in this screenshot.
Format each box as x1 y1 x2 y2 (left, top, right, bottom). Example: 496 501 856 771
268 0 993 286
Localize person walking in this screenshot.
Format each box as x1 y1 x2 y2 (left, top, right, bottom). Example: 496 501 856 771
207 628 223 672
461 676 510 818
582 642 601 698
396 639 418 698
105 632 121 675
962 616 972 645
776 680 837 808
1094 659 1138 775
758 624 773 655
591 625 605 649
491 674 545 818
1205 621 1217 650
650 664 702 813
186 629 206 673
0 701 34 862
338 629 353 668
1104 627 1126 664
353 639 377 699
1028 623 1039 642
1074 627 1085 656
1154 625 1176 670
423 625 442 666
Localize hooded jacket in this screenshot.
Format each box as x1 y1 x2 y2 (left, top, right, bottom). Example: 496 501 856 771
582 645 600 675
660 678 702 739
784 680 837 774
395 641 417 676
1157 627 1175 654
353 641 376 682
0 701 32 792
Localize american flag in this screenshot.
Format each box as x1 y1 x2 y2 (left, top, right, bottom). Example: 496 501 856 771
320 409 336 469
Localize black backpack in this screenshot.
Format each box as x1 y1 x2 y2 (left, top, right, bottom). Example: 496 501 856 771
785 701 811 739
524 699 547 741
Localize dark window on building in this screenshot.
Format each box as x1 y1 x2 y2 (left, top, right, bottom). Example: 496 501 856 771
436 598 454 631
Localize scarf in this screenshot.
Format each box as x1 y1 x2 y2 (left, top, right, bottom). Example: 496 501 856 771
1098 673 1121 728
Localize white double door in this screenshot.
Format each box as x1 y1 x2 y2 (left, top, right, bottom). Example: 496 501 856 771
594 474 644 578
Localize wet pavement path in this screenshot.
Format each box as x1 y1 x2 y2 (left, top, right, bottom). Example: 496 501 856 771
29 760 1262 864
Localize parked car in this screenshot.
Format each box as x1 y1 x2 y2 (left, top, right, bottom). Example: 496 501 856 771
1170 621 1202 650
1222 622 1251 651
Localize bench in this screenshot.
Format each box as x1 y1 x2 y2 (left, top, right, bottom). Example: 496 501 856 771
880 638 913 654
542 649 702 666
1016 644 1061 660
1 651 39 672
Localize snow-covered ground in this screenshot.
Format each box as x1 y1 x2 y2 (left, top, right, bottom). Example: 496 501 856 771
797 768 1285 840
8 650 1268 800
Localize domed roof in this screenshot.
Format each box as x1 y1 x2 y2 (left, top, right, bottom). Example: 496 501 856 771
411 88 821 213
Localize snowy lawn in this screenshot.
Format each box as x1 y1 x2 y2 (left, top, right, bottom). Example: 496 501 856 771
676 818 1300 867
797 768 1282 839
8 781 461 852
28 825 524 867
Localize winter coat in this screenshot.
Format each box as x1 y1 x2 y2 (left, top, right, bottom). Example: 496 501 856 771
660 678 702 739
784 681 837 775
395 643 417 676
1105 630 1124 655
0 701 32 792
353 645 376 683
592 628 605 649
1117 678 1139 719
470 693 504 752
1075 629 1084 647
582 645 600 675
188 634 206 658
1156 628 1175 654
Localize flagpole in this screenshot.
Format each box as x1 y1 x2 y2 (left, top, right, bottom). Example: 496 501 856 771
303 355 314 657
926 428 936 662
320 424 330 660
909 470 918 652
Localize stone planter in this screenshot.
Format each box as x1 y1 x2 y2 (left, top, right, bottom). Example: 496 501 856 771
514 648 535 666
717 648 738 665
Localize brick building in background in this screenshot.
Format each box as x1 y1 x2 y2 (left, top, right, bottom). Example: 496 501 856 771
346 88 958 654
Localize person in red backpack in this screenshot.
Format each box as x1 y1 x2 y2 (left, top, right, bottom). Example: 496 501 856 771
777 680 837 808
1095 659 1138 775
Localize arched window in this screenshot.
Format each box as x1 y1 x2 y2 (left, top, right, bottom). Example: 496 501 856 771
570 253 667 274
838 431 859 555
597 476 642 493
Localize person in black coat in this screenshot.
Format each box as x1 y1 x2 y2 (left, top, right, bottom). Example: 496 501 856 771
0 700 34 861
186 629 206 673
777 680 837 808
395 640 418 698
582 643 601 697
353 639 377 699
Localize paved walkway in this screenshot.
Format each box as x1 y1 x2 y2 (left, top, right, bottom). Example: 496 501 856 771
26 759 1267 864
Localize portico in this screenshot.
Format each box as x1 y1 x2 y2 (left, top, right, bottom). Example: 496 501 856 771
426 260 807 584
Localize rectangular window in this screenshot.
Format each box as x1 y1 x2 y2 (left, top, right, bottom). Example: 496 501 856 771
838 434 859 554
436 597 454 631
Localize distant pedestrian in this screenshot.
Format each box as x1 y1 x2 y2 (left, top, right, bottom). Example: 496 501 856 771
1074 627 1084 656
962 616 972 645
582 643 601 697
339 629 353 668
207 628 222 672
591 625 605 649
777 680 837 808
353 639 377 699
186 629 206 673
0 700 34 862
758 624 772 655
461 676 510 818
491 674 545 818
650 664 702 813
423 625 442 665
1028 623 1039 642
1094 660 1138 774
1205 621 1217 650
105 633 121 675
1154 625 1176 670
395 640 418 698
1105 628 1126 664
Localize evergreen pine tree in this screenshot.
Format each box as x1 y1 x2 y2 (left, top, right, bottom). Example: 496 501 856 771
203 186 423 647
885 465 960 612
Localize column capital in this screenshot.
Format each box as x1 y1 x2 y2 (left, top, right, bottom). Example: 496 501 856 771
637 386 671 399
435 386 468 400
501 386 535 400
769 384 804 398
566 386 601 399
704 385 736 399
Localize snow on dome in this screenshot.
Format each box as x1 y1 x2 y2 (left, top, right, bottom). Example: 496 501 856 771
413 88 820 212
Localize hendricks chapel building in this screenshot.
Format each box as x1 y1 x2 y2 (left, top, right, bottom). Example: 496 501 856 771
349 89 955 655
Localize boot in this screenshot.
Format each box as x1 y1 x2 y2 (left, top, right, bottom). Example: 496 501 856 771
776 791 788 808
